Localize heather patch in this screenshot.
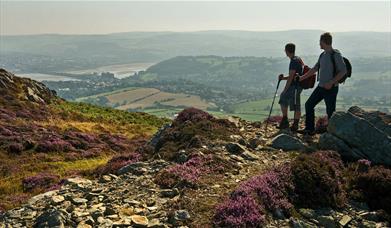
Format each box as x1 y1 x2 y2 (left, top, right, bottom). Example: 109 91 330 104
291 151 346 209
213 195 266 227
150 108 238 160
348 161 391 214
22 172 61 192
155 154 231 188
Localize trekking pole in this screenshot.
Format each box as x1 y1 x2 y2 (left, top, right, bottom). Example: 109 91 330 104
264 76 282 133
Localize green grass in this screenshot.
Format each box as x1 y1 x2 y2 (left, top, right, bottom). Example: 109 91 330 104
51 101 170 128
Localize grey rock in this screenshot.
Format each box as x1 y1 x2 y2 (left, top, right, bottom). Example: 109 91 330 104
160 188 179 198
318 133 366 161
298 208 316 219
173 210 190 221
72 198 88 205
225 143 247 154
241 151 258 161
328 110 391 166
271 134 306 151
118 162 148 175
317 215 336 228
34 209 68 228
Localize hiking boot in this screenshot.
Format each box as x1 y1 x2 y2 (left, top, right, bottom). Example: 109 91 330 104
290 120 299 132
277 117 289 129
297 129 315 136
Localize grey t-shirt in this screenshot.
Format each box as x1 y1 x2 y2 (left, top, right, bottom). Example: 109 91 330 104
313 49 347 87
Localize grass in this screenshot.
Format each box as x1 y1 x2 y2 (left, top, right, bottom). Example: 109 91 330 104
0 153 110 210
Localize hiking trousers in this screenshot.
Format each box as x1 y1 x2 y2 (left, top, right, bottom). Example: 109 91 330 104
305 85 339 131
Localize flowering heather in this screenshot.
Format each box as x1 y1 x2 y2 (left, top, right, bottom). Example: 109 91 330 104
7 143 24 154
35 136 74 152
95 152 141 175
291 151 346 208
22 172 60 192
155 154 227 188
213 195 265 227
352 165 391 214
174 107 214 125
233 165 294 214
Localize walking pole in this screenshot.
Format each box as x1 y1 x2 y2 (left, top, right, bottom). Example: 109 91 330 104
264 75 282 133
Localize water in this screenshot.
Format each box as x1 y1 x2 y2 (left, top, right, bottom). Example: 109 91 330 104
18 73 78 82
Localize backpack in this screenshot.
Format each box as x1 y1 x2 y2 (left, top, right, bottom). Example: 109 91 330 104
330 50 352 83
298 58 316 89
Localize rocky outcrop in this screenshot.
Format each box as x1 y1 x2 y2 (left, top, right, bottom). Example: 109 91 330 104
319 106 391 165
0 68 58 105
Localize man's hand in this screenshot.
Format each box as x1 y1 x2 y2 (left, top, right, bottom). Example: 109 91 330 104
278 74 284 81
324 81 334 90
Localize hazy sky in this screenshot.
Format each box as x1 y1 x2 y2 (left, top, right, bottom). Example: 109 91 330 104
1 1 390 35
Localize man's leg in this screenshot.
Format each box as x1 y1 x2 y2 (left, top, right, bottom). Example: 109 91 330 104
304 86 324 132
278 105 289 129
324 86 339 119
280 104 288 118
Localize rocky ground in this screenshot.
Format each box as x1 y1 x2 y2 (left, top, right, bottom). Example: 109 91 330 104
1 113 390 228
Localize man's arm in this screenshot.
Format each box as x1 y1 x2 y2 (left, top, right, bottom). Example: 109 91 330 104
299 67 317 81
282 69 296 93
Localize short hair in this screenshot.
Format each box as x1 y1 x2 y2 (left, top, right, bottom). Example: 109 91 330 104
320 32 332 45
285 43 295 54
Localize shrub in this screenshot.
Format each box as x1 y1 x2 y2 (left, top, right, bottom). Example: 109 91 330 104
291 151 346 208
352 166 391 214
94 153 141 175
213 195 265 227
174 107 214 125
7 143 23 154
22 173 60 192
233 164 294 214
36 136 74 152
155 154 228 188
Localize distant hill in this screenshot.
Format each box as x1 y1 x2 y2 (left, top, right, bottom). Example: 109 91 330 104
1 30 390 73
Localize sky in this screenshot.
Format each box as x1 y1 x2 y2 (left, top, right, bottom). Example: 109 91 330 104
1 1 390 35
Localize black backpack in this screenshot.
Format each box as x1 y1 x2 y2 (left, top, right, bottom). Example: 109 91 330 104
331 50 352 83
318 50 352 84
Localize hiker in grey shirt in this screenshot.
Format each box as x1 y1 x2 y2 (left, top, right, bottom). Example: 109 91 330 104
298 32 347 135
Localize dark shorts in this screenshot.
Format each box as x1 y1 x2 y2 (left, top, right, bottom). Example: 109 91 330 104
278 84 302 112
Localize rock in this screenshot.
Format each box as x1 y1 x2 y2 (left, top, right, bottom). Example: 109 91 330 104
225 142 247 154
327 110 391 165
241 151 258 161
99 175 112 183
359 212 379 222
271 134 306 151
34 209 68 228
72 198 88 205
118 162 148 175
360 220 377 228
169 210 190 224
28 190 58 205
160 188 179 198
348 106 391 137
64 178 92 189
298 208 316 219
147 218 164 228
318 133 366 161
339 215 352 227
51 195 65 205
317 215 336 228
131 215 149 227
